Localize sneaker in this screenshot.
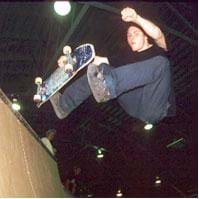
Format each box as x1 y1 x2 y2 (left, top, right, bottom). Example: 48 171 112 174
49 92 68 119
87 63 117 103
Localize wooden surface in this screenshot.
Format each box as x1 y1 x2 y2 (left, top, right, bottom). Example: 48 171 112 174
0 89 66 197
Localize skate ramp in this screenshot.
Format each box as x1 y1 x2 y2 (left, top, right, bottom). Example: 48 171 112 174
0 89 66 197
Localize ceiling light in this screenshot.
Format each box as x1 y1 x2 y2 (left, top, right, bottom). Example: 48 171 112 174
12 98 21 111
54 1 71 16
116 189 123 197
155 179 161 184
155 176 161 187
98 149 102 154
97 153 104 159
97 148 104 159
144 123 153 130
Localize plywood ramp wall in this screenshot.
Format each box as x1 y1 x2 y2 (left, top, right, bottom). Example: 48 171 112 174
0 90 65 197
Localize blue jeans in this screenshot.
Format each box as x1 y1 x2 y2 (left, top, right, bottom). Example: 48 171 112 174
60 56 171 123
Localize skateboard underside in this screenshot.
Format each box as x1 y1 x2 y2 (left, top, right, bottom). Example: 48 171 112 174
35 44 95 107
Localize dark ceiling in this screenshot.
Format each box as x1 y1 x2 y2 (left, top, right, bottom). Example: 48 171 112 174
0 1 197 198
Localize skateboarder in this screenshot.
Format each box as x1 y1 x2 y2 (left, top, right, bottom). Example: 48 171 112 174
50 7 175 124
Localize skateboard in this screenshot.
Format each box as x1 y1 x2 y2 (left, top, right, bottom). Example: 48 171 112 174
33 43 95 107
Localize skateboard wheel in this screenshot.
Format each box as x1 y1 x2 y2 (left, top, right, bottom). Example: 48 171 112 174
35 77 42 85
63 46 72 54
33 94 42 102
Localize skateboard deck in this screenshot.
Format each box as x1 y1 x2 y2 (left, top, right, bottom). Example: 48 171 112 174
34 43 95 107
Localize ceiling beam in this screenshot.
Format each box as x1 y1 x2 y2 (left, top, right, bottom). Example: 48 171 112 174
45 4 90 76
165 2 197 35
0 55 33 62
161 25 197 46
79 1 120 14
119 129 188 197
80 2 197 46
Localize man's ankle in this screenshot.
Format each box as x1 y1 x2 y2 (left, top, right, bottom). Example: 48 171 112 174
50 92 68 119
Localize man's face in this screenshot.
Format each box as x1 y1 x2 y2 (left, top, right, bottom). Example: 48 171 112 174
127 26 146 52
48 132 55 140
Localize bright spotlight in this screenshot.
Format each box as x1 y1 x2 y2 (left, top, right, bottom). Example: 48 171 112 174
144 123 153 130
54 1 71 16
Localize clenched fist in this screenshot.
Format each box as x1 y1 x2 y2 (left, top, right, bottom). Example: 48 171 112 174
121 7 138 23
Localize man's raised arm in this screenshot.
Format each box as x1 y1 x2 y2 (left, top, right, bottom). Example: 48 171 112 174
121 7 168 51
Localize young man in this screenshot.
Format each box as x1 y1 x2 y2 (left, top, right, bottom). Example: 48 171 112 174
50 7 175 124
41 129 57 156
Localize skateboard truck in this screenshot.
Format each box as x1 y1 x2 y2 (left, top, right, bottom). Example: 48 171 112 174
33 77 43 103
63 45 76 73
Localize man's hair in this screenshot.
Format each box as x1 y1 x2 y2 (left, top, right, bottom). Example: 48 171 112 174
127 23 146 34
126 23 154 44
46 129 56 137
